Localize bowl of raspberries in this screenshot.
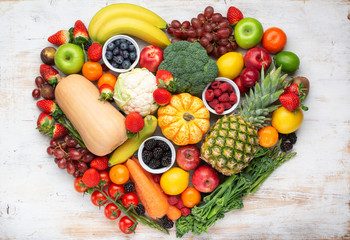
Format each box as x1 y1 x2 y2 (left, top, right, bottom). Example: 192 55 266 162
138 136 176 174
202 77 241 115
102 35 140 73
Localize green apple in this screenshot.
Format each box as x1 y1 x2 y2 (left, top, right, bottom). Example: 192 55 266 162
234 18 263 49
54 43 85 74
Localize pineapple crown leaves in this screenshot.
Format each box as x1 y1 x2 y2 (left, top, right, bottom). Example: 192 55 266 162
239 66 289 127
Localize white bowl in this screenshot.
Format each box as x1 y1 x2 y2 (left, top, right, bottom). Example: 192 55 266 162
202 77 241 115
138 136 176 174
102 35 140 73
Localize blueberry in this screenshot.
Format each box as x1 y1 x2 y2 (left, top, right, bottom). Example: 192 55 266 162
107 42 115 51
120 42 128 50
128 44 135 52
129 52 137 61
112 47 120 56
122 60 131 69
105 51 113 60
115 55 124 64
111 61 119 68
120 39 126 43
122 50 129 59
114 39 121 46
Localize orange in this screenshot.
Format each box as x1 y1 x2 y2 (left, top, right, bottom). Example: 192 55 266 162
258 126 279 148
109 164 129 185
262 27 287 54
82 61 103 81
181 187 201 208
97 73 117 89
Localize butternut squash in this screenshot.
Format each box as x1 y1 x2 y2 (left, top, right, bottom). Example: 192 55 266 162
55 74 127 156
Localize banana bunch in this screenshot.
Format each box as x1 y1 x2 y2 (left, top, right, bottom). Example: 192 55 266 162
88 3 171 48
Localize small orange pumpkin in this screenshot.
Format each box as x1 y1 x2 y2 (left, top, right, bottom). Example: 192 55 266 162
158 93 210 146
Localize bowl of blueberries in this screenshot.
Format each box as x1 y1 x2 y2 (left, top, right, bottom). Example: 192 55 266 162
102 35 140 73
138 136 176 174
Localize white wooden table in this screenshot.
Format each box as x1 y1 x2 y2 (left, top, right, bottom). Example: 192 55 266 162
0 0 349 239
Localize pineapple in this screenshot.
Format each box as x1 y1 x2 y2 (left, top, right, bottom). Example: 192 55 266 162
201 67 288 175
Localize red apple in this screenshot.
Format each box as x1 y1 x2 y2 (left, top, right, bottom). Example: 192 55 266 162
240 67 260 88
176 145 201 171
233 76 250 94
192 165 219 193
139 45 164 72
244 47 272 72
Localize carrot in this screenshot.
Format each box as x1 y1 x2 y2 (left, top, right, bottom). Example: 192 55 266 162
126 159 169 219
131 157 181 221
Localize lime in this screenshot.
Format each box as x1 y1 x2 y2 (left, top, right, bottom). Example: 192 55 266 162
274 51 300 73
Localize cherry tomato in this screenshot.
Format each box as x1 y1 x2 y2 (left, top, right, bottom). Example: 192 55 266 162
108 183 125 200
122 192 139 208
109 164 130 185
82 61 103 81
91 190 107 206
262 27 287 54
97 73 117 89
119 216 136 234
104 203 121 220
99 170 111 186
74 176 88 193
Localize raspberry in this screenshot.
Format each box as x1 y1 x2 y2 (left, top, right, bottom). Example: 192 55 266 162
213 89 222 97
219 82 230 92
222 102 232 110
167 196 179 205
205 89 214 102
175 199 184 209
218 93 229 102
152 174 161 183
211 81 220 89
230 92 238 104
215 103 225 114
181 207 191 216
208 99 219 109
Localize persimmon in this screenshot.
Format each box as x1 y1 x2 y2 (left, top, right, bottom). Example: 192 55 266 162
262 27 287 54
82 61 103 81
181 187 201 208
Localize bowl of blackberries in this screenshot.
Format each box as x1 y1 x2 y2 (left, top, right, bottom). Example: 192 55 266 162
138 136 176 174
102 35 140 73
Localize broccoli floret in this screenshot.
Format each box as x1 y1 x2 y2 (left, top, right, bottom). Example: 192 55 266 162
158 41 218 95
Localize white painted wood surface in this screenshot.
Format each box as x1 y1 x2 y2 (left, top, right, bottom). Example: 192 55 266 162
0 0 349 239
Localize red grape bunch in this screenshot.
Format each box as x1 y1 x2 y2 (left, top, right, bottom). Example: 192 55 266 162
167 6 238 58
47 134 95 177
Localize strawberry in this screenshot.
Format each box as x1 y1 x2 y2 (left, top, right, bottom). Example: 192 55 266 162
51 123 68 139
125 112 145 134
87 43 102 62
227 6 244 25
205 89 214 102
99 84 114 101
153 88 172 105
279 92 300 112
82 168 100 188
156 70 174 86
284 83 299 95
215 104 225 114
40 64 59 86
90 156 109 171
218 93 230 102
48 30 70 46
36 100 63 119
37 113 54 134
73 20 89 41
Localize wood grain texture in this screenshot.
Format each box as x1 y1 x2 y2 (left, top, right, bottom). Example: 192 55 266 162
0 0 349 239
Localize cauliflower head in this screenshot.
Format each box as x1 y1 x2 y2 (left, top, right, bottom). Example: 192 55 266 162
113 68 158 117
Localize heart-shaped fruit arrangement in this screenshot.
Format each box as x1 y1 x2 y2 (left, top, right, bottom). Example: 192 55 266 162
32 3 310 237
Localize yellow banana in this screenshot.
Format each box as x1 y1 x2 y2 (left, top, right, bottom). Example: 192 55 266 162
95 17 171 49
88 3 167 42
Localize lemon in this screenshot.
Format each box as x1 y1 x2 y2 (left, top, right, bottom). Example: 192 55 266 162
216 52 244 80
160 167 189 195
271 106 303 134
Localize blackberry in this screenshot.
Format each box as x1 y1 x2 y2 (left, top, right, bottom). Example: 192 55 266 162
142 150 152 164
84 41 92 51
135 204 145 215
144 139 157 151
288 132 297 144
153 147 163 159
279 133 288 142
160 216 174 229
280 141 293 152
157 140 170 151
148 159 160 169
161 156 171 167
163 151 172 158
124 182 135 193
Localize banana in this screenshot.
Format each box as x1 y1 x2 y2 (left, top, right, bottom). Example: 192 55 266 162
95 17 171 48
88 3 167 42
